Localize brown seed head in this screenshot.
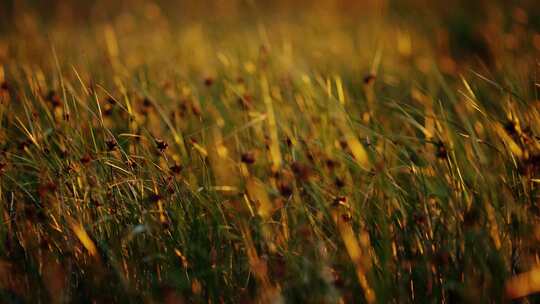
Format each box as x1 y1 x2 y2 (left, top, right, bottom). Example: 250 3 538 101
169 164 183 175
46 90 62 107
148 193 163 203
143 97 153 108
363 73 376 85
241 151 256 164
291 162 313 181
435 141 447 159
155 139 168 152
80 154 92 165
106 139 117 151
204 77 214 87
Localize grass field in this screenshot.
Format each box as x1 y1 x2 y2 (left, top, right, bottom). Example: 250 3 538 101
1 0 540 302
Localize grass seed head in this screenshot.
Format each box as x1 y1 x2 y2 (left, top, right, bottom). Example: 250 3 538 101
143 97 153 108
105 139 117 151
80 154 92 165
46 90 62 107
241 151 256 164
169 164 183 174
155 138 168 152
363 74 376 85
204 77 214 87
435 141 448 159
147 193 163 204
291 161 313 181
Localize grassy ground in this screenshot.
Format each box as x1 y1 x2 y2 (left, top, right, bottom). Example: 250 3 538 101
1 0 540 302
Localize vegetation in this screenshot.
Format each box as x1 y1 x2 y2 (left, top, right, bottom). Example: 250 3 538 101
1 1 540 302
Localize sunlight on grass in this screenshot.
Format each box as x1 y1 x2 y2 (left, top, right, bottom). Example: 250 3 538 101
0 0 540 302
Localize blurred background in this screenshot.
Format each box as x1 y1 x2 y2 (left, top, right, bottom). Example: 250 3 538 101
1 0 539 72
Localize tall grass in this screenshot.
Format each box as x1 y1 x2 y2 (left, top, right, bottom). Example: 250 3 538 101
1 1 540 302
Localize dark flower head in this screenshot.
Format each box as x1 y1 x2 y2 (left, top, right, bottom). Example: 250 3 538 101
147 193 163 203
46 90 62 107
341 213 352 222
284 137 293 147
155 138 168 152
39 182 57 198
334 177 345 188
0 81 9 91
412 212 427 225
332 196 348 207
435 141 447 159
325 159 337 170
106 139 117 151
363 73 376 85
143 97 153 108
18 140 30 151
291 162 313 181
80 154 92 164
278 182 293 197
169 164 183 174
504 121 517 136
106 97 117 105
204 77 214 87
241 152 256 164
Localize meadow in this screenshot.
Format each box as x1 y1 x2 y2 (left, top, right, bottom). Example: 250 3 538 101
1 0 540 302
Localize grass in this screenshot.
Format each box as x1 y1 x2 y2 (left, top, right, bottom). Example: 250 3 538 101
1 1 540 302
